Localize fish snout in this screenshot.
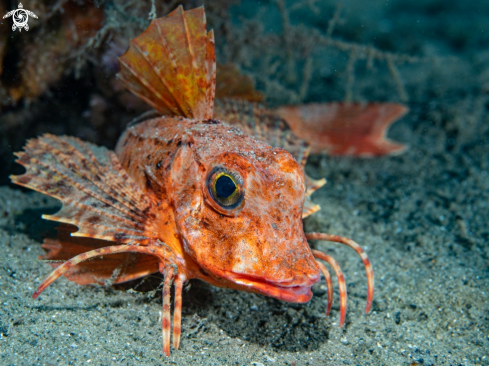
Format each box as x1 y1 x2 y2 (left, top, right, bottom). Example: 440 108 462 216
261 246 320 290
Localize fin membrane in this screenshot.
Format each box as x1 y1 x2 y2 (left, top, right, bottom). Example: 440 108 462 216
11 134 155 244
117 6 216 120
275 102 408 157
41 225 159 286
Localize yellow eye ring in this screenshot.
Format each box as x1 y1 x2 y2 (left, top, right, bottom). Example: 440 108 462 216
207 167 244 209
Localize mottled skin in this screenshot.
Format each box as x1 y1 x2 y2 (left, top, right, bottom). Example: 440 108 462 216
116 116 320 302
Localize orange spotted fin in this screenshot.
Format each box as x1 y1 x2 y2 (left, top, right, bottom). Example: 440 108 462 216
10 134 155 244
117 6 215 119
275 102 408 157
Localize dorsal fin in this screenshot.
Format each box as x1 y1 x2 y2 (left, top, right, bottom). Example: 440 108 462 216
117 6 215 120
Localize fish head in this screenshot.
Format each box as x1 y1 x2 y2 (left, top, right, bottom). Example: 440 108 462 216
169 124 320 303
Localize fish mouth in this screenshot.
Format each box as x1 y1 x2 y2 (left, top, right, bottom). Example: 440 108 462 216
223 271 317 303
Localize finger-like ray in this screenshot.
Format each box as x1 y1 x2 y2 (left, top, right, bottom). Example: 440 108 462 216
162 267 174 357
307 232 374 314
312 250 347 327
173 274 184 350
316 260 333 316
33 244 168 299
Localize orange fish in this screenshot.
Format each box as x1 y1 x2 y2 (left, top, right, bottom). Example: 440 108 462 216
10 6 374 357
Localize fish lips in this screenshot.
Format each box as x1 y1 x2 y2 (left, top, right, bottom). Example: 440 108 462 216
221 270 319 303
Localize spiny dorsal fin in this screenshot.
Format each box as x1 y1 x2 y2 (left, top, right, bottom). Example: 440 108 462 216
117 6 215 120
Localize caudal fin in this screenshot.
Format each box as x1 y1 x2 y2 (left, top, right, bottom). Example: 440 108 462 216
276 102 408 157
117 6 215 120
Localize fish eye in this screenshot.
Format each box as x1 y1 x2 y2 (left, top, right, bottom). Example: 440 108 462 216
207 167 244 209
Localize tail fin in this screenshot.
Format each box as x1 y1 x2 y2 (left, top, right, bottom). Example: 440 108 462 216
276 102 408 157
117 6 215 120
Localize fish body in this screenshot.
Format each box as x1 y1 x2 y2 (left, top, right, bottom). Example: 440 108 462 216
115 116 319 302
11 6 375 357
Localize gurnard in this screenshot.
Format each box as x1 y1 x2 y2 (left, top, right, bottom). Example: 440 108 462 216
11 6 377 356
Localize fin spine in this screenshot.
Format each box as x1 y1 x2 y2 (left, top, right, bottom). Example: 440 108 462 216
33 139 148 222
11 135 154 244
154 19 190 115
117 6 215 120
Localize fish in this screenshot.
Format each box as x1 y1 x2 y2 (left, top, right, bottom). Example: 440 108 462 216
10 6 374 357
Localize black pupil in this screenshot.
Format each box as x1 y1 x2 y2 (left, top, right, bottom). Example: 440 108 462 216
215 175 236 198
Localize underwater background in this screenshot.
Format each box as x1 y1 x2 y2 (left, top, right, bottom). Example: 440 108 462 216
0 0 488 364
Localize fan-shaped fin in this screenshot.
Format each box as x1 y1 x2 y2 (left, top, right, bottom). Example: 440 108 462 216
275 102 408 157
117 6 215 120
10 134 155 244
41 225 159 286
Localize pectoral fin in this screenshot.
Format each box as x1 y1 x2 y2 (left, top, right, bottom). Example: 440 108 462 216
40 224 159 285
11 134 155 244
